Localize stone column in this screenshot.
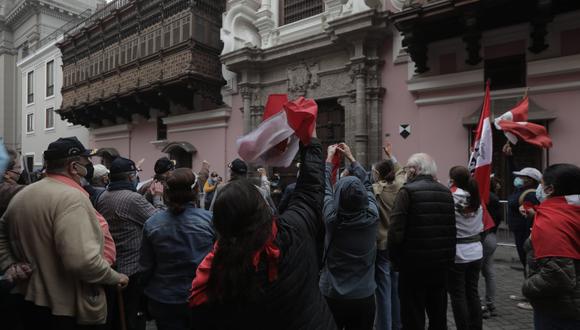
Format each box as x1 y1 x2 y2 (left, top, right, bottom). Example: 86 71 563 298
353 63 368 165
240 85 252 133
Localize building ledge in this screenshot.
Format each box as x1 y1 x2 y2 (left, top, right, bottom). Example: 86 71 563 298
162 107 231 126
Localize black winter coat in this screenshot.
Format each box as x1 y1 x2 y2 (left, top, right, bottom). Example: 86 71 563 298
192 139 337 330
522 240 580 320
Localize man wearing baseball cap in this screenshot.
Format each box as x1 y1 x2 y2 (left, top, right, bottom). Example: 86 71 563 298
507 166 542 310
96 157 161 330
0 137 128 328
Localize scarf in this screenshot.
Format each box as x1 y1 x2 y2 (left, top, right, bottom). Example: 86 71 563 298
531 195 580 260
188 220 280 307
107 180 136 192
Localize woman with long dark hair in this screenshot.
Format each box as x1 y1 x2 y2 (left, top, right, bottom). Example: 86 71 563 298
188 129 337 330
522 163 580 330
448 166 483 330
139 168 215 330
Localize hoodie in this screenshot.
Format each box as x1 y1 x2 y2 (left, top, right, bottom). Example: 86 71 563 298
319 162 379 299
451 186 483 263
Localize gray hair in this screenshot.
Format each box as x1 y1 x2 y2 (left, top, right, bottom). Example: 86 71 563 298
407 153 437 177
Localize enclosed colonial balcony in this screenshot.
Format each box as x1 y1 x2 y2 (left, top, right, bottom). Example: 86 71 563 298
57 0 226 128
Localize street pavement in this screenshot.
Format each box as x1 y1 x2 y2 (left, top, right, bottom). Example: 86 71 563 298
447 245 534 330
147 245 534 330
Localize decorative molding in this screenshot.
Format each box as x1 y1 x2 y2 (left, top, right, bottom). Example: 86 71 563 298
287 62 320 95
94 134 130 142
162 107 231 126
527 53 580 78
91 123 131 136
167 122 228 134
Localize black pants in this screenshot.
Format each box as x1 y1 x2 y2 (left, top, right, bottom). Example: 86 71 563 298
325 295 376 330
19 300 106 330
108 274 146 330
512 229 530 275
399 269 448 330
0 292 25 330
448 260 483 330
148 298 191 330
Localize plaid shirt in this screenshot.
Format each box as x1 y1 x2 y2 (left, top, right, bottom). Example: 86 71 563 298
96 189 158 276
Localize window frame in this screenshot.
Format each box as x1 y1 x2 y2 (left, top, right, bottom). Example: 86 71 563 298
26 113 35 133
45 107 55 130
46 60 55 98
27 71 34 105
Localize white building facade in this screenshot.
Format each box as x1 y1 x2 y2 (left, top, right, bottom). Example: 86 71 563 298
18 37 89 170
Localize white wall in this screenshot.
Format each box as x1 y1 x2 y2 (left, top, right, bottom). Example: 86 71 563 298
18 40 89 169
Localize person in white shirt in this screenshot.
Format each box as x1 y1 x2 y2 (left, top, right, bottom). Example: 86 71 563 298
448 165 484 330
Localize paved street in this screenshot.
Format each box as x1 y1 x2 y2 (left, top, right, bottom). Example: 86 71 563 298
447 245 534 330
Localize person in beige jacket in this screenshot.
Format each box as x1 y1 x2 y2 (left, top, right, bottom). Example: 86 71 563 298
371 144 406 330
0 137 128 329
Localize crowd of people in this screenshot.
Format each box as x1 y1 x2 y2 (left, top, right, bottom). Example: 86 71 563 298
0 122 578 330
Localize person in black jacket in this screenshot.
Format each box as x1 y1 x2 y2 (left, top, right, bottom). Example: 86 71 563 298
522 164 580 330
388 153 456 330
188 127 337 330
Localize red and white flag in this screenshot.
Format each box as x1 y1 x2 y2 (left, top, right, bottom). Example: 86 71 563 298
237 95 318 167
469 81 495 231
495 121 553 148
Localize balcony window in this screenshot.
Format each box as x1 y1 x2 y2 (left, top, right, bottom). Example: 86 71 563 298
45 107 55 129
484 54 526 90
27 71 34 104
46 60 54 97
280 0 323 25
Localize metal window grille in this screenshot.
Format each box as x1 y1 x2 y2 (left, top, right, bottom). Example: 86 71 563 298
281 0 323 25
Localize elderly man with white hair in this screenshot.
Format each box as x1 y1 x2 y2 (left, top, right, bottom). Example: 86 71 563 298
388 153 456 330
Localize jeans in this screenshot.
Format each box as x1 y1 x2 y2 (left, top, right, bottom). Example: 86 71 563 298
399 269 448 330
148 298 191 330
375 250 401 330
326 295 376 330
534 311 580 330
480 233 497 307
448 260 483 330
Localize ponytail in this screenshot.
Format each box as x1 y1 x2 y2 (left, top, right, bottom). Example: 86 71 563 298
449 166 481 211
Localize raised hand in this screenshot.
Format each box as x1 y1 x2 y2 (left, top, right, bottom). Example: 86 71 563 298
337 143 355 162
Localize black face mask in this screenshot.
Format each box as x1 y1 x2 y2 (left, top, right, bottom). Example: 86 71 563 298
84 163 95 181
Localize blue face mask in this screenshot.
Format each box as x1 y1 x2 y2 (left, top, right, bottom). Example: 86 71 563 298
513 177 524 189
535 184 546 202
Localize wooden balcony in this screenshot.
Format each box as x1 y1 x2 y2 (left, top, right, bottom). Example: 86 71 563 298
57 0 226 128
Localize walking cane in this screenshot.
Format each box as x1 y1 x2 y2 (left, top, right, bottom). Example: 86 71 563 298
117 286 128 330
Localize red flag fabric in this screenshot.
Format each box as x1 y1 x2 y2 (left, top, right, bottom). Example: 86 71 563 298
468 81 495 231
496 120 553 148
237 95 318 167
330 149 342 185
263 94 289 121
531 195 580 260
494 96 529 126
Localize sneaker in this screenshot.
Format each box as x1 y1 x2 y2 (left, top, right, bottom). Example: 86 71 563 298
487 304 498 317
517 302 533 310
509 295 526 301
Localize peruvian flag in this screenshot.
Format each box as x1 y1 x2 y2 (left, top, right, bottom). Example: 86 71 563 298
493 96 552 148
468 81 495 231
237 95 318 167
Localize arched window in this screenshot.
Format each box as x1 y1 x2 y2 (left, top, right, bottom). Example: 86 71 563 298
162 142 196 169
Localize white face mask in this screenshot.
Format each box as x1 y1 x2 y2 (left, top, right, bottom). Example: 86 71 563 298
536 184 550 202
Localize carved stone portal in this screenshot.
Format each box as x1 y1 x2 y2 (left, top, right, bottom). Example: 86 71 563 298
287 62 320 96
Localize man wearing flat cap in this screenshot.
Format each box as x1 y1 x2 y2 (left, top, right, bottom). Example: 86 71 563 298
96 157 160 330
0 137 128 328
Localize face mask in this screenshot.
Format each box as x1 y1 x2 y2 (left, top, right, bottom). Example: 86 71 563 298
131 175 139 190
513 177 524 188
74 163 88 178
535 184 547 202
84 163 94 181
